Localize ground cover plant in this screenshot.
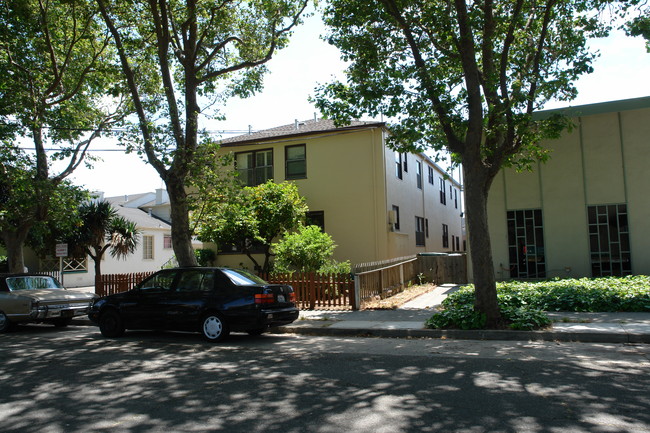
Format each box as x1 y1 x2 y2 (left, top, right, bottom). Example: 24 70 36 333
426 276 650 331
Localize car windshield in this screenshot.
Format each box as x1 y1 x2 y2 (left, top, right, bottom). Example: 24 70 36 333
221 269 268 286
6 276 63 291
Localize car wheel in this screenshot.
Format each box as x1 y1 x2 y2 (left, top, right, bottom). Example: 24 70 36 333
201 313 229 342
246 328 265 336
0 311 12 333
98 309 125 338
53 317 73 328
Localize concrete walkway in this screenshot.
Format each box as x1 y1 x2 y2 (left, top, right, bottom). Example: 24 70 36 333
271 284 650 343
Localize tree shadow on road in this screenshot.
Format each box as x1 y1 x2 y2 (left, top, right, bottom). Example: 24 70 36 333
1 325 649 433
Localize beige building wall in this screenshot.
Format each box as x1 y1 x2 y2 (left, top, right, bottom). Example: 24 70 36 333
384 147 464 258
487 98 650 279
216 127 389 268
215 122 465 270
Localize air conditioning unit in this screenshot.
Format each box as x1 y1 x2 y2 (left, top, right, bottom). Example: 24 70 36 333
388 210 397 225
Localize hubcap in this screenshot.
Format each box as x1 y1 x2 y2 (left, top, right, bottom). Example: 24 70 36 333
203 316 222 339
0 313 7 329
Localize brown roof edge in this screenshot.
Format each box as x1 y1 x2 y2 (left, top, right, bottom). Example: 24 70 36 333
219 118 387 147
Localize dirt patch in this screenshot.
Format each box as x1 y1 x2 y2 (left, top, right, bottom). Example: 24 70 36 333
362 283 436 310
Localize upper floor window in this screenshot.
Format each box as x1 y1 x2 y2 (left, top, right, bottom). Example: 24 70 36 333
285 144 306 179
454 189 458 209
416 161 422 189
442 224 449 248
428 166 434 184
235 149 273 186
163 234 172 249
439 178 447 205
395 152 403 180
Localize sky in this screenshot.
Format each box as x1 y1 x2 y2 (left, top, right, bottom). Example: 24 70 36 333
58 10 650 198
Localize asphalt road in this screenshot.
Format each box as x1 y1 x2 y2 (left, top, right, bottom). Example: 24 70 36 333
1 324 650 433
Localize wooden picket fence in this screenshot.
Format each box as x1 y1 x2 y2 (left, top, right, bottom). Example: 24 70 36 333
97 272 154 297
260 272 356 310
95 253 466 310
355 256 419 305
96 270 356 310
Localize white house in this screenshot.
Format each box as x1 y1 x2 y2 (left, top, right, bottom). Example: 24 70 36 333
26 189 179 287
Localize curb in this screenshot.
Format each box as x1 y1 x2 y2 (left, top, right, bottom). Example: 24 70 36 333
73 318 650 344
270 325 650 344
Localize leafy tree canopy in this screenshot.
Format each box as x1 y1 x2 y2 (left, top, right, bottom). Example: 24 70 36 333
314 0 632 327
0 0 124 272
96 0 311 267
196 181 308 272
625 3 650 52
273 225 340 273
0 145 88 262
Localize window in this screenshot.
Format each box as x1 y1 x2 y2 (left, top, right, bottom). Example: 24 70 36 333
176 269 214 292
416 161 422 189
439 178 446 205
143 235 154 260
428 166 434 184
285 144 306 179
452 235 456 251
163 234 172 249
415 217 426 246
306 211 325 231
139 269 176 291
507 209 546 278
391 205 400 231
425 218 429 237
403 154 408 172
588 204 631 277
454 189 458 209
456 236 460 252
442 224 449 248
235 149 273 186
395 152 403 180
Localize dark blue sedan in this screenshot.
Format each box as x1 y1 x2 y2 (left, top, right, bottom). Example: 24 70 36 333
88 267 299 342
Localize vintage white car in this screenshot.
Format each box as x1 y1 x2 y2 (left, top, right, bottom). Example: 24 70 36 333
0 274 96 332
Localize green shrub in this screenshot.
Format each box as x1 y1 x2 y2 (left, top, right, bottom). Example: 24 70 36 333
425 304 486 330
426 276 649 330
273 225 337 273
317 259 352 275
195 248 216 267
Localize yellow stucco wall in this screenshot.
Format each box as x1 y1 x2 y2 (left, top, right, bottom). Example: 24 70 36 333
214 125 465 270
215 127 389 269
488 101 650 279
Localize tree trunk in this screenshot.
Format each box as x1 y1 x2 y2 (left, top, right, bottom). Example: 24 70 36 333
2 227 30 273
91 248 104 296
462 163 504 328
166 176 198 267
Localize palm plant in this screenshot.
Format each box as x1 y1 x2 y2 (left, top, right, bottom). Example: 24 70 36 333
74 200 140 294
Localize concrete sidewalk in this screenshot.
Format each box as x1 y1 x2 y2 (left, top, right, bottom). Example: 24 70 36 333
72 284 650 343
270 284 650 344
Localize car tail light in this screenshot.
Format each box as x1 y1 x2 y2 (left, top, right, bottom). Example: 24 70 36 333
289 292 296 303
255 293 275 304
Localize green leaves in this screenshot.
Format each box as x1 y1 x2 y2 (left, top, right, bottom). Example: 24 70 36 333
194 181 308 272
72 200 140 263
273 225 338 273
426 276 650 330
